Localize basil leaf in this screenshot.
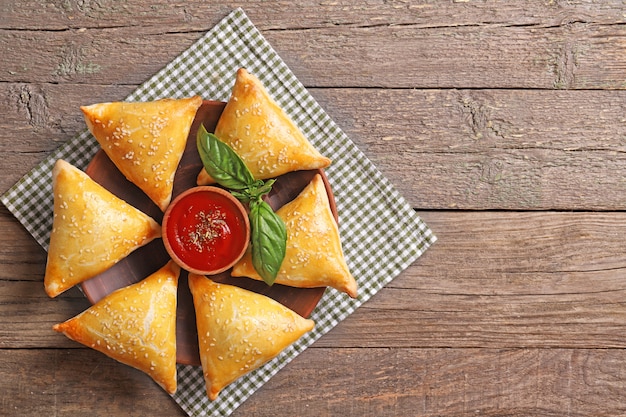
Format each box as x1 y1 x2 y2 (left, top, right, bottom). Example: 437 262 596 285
249 179 275 201
249 200 287 286
228 179 274 204
196 125 255 190
229 189 252 204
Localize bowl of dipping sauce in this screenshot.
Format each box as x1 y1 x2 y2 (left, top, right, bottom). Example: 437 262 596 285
162 186 250 275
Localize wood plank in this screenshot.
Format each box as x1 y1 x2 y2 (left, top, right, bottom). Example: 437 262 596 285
0 280 89 349
1 82 133 153
1 19 625 89
2 85 626 209
316 211 626 349
3 211 626 349
0 349 184 416
0 27 197 86
276 20 626 90
2 347 626 417
0 207 46 278
3 0 625 31
238 347 626 417
313 88 626 210
0 82 133 192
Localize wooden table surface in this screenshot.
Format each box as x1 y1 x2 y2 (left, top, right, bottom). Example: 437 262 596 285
2 1 626 416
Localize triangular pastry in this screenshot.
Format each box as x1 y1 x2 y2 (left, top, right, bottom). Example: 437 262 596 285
197 68 330 185
44 159 161 298
188 274 315 400
53 261 180 394
82 96 202 211
232 174 357 298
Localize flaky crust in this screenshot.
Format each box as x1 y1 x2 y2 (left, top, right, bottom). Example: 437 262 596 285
188 274 314 400
82 96 202 211
197 68 330 185
232 174 357 298
53 261 180 394
44 160 161 298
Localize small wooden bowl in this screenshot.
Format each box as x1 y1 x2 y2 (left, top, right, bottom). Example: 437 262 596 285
162 186 250 276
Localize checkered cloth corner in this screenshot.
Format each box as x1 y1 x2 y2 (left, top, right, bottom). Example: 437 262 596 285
0 8 436 417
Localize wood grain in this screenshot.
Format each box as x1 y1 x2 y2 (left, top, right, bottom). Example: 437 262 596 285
237 347 626 417
2 85 626 210
3 347 626 417
396 211 626 348
3 1 626 32
1 11 626 89
314 88 626 210
2 1 626 416
0 349 183 417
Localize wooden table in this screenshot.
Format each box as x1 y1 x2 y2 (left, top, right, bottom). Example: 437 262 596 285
2 2 626 416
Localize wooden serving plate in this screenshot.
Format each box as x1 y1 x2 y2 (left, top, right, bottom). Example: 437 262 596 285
82 100 336 366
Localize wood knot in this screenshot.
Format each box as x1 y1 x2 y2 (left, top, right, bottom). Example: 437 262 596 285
13 84 50 130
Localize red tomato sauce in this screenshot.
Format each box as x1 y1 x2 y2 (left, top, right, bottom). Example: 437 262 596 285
164 189 248 273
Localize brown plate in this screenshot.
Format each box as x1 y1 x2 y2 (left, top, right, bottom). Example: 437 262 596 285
82 100 335 366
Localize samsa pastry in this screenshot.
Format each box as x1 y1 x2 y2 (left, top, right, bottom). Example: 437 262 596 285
81 96 202 211
188 274 314 400
197 68 331 185
232 174 357 298
53 261 180 394
44 160 161 298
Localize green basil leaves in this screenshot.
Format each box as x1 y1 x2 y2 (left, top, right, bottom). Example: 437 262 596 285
249 199 287 285
197 125 287 285
196 124 254 190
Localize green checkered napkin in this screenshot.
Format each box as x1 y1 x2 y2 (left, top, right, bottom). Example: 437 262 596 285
1 8 435 417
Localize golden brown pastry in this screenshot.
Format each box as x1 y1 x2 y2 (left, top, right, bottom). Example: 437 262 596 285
81 96 202 211
53 261 180 394
44 160 161 298
232 174 357 298
188 274 315 400
197 68 331 185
